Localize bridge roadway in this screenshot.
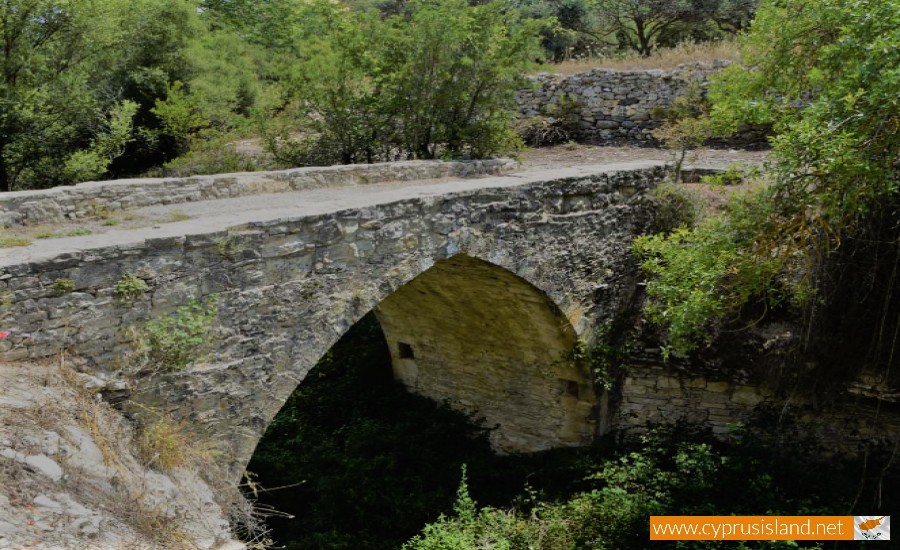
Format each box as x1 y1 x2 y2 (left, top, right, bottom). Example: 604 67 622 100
1 161 663 266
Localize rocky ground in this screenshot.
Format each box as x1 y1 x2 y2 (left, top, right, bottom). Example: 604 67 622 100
0 359 249 550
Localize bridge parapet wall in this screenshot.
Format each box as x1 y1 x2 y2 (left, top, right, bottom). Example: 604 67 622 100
0 159 517 227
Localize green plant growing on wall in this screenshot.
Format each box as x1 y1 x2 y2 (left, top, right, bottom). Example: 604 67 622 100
115 273 150 301
142 299 218 370
52 278 76 294
214 233 246 259
699 163 760 187
573 325 633 391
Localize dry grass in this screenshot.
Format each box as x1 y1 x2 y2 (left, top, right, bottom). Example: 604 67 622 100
0 356 264 548
539 40 740 75
137 414 221 473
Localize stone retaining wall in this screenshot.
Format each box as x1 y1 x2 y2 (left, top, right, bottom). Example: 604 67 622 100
517 61 765 145
614 362 900 451
517 62 727 143
0 159 517 227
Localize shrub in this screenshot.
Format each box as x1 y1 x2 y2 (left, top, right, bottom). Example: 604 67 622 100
52 278 76 293
634 192 783 355
405 420 884 550
648 182 701 233
115 273 150 301
652 82 712 182
267 0 544 165
514 116 571 147
638 1 900 357
142 299 218 370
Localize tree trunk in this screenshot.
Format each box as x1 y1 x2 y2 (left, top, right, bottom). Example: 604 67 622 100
0 144 9 192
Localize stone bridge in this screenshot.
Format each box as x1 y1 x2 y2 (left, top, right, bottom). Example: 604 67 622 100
0 160 667 472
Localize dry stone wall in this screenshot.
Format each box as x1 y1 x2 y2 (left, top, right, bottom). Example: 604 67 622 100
517 61 763 145
613 360 900 451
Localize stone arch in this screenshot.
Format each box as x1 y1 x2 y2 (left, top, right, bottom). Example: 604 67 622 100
261 253 597 459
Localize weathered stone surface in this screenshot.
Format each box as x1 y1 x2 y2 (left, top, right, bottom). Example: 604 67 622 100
0 361 239 550
517 62 765 145
376 255 596 453
0 162 666 472
2 158 892 479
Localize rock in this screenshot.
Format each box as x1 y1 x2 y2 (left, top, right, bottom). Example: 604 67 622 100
34 494 63 511
72 515 101 538
24 454 63 481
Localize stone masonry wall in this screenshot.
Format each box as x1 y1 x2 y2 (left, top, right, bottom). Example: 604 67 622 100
2 159 894 473
376 255 597 453
0 159 517 227
614 361 900 451
0 164 666 471
517 61 768 146
517 62 728 143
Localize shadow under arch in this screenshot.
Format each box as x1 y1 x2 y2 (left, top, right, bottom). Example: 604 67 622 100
373 253 597 453
245 253 600 547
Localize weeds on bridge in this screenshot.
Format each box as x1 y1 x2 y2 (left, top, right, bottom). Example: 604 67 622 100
115 273 150 301
136 299 219 371
120 298 219 375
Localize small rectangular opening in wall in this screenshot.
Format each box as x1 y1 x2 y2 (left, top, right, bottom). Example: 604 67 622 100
398 342 415 359
565 380 579 398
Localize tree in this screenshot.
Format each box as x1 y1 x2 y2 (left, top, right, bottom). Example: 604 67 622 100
637 0 900 359
0 0 127 191
386 0 544 159
267 0 544 166
199 0 303 51
591 0 721 56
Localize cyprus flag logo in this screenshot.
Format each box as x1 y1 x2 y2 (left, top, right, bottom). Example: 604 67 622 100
854 516 890 541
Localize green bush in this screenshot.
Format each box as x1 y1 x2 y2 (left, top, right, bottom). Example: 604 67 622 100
637 0 899 356
143 299 218 370
406 420 890 549
634 191 786 355
649 182 701 234
265 0 544 166
115 273 151 301
52 278 76 294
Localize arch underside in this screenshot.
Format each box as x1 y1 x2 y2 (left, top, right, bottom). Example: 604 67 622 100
374 254 597 453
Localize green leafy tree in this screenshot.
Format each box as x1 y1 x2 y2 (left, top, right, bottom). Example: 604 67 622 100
269 1 391 165
590 0 722 56
267 0 544 166
200 0 304 51
387 0 544 159
637 0 900 357
0 0 130 191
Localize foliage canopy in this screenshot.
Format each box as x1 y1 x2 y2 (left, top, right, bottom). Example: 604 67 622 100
636 0 900 357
